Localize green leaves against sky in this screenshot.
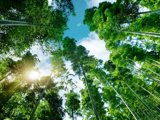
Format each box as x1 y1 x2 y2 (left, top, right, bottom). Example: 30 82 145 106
0 0 160 120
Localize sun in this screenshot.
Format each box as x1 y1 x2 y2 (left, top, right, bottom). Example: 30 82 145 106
28 70 40 80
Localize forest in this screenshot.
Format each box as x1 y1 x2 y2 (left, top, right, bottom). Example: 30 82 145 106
0 0 160 120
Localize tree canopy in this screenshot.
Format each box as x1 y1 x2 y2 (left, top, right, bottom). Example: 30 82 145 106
0 0 160 120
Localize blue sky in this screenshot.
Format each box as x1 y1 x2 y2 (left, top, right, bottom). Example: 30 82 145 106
31 0 113 119
31 0 111 76
64 0 90 41
64 0 115 40
64 0 110 61
62 2 110 119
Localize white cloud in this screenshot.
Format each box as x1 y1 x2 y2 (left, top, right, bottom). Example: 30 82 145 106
85 0 116 8
79 32 110 62
30 45 49 61
30 44 51 76
48 0 52 6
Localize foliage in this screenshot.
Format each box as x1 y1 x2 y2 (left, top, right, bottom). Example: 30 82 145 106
0 0 73 55
0 0 160 120
65 90 81 119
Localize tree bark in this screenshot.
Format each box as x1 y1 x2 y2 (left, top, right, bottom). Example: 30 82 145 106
29 89 45 120
137 9 160 15
29 77 51 120
148 58 160 65
110 85 138 120
0 20 35 26
122 30 160 38
72 108 74 120
0 72 12 82
135 83 160 102
80 64 100 120
125 83 156 118
129 9 160 16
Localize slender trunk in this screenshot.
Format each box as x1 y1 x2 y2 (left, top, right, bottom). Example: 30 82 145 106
0 20 30 23
128 60 160 84
0 23 33 26
0 81 22 112
151 62 160 68
0 72 12 82
101 73 138 119
148 58 160 65
111 85 138 120
122 30 160 38
0 20 35 26
128 58 160 77
125 83 157 118
137 105 151 120
145 60 160 69
29 77 50 120
135 79 160 100
137 9 160 15
80 64 100 120
153 78 160 83
29 89 45 120
72 108 74 120
135 83 160 112
135 83 160 102
143 96 160 113
140 70 160 84
129 9 160 16
144 67 160 77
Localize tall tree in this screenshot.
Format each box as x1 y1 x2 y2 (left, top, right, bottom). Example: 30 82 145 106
65 90 81 120
62 37 105 120
0 0 74 55
84 0 160 51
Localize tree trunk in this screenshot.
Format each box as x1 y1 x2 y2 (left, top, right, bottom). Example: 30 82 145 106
148 58 160 65
153 78 160 84
145 60 160 69
137 9 160 15
80 64 100 120
129 9 160 16
0 72 12 82
137 105 151 120
128 58 160 78
29 88 45 120
135 83 160 102
29 77 51 120
0 81 22 112
0 20 35 26
122 30 160 38
144 67 160 77
72 108 74 120
99 72 138 119
110 85 138 120
125 83 157 118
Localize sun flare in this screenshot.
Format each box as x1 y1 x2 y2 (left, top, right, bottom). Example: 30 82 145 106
28 70 40 80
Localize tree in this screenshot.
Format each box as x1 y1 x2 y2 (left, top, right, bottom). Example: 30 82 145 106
0 51 38 82
93 61 160 119
0 74 64 120
0 51 38 113
65 90 81 120
0 0 74 55
84 0 160 51
138 0 160 10
62 37 109 120
81 77 107 120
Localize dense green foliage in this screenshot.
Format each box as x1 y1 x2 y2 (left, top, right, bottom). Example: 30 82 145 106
83 0 160 119
0 0 74 55
65 90 81 120
0 0 160 120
